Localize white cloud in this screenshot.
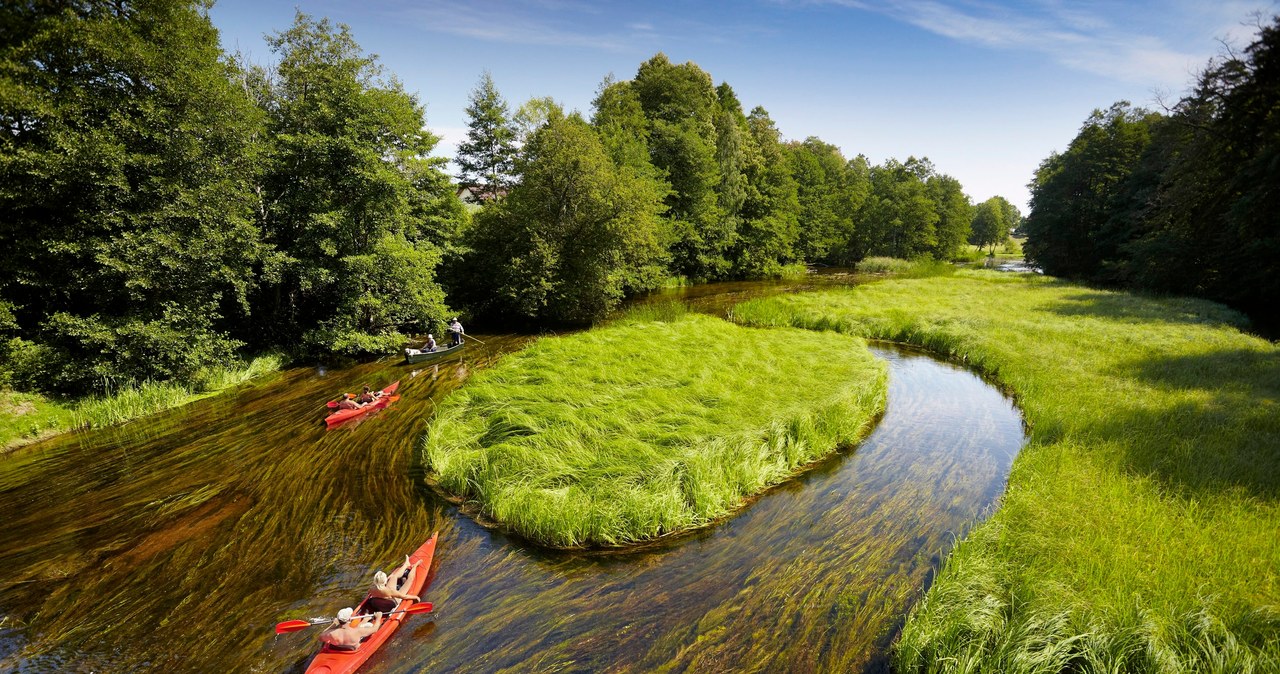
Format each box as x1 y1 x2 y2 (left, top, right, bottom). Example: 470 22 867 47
395 0 633 51
810 0 1257 89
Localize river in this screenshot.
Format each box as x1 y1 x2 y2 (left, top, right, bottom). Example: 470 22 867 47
0 275 1024 673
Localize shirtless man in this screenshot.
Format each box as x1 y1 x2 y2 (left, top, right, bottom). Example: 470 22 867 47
317 607 382 651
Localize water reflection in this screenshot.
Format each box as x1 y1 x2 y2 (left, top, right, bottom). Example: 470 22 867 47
0 276 1025 673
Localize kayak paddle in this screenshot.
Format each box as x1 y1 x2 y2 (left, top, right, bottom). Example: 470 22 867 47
274 602 433 634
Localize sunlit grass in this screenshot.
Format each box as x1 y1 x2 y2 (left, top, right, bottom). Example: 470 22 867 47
733 270 1280 672
423 312 887 548
0 353 285 449
0 390 75 450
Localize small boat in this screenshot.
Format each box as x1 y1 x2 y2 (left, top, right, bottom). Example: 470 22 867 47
324 381 400 426
305 532 439 674
403 342 464 364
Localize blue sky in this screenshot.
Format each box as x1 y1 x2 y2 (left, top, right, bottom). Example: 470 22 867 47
208 0 1273 211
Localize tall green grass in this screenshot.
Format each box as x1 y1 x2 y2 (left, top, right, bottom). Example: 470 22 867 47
423 312 887 548
733 271 1280 672
1 353 284 448
71 353 284 429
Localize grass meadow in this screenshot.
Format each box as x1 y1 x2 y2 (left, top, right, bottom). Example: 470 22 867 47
732 270 1280 673
422 311 887 548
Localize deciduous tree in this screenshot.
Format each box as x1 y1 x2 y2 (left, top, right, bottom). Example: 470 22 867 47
456 112 667 323
0 0 264 392
249 12 455 355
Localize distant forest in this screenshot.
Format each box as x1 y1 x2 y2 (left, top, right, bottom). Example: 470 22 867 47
1022 15 1280 334
1 1 1018 396
3 2 1274 398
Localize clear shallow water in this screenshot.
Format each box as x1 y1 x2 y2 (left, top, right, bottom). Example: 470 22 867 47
0 277 1024 673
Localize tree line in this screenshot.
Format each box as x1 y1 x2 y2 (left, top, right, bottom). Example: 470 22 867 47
1 0 1014 397
1023 15 1280 333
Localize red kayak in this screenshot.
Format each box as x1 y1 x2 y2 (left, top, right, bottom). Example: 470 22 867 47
305 532 439 674
324 381 400 426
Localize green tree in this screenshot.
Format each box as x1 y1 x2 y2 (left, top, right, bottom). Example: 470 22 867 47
1125 17 1280 327
455 71 517 200
732 106 800 276
456 112 667 323
970 197 1011 254
249 13 455 355
513 95 561 144
632 54 728 280
786 139 871 265
0 0 264 393
1023 102 1158 278
863 158 940 259
926 174 973 259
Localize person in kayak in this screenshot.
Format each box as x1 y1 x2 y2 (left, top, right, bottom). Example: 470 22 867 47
355 385 382 405
364 555 424 614
318 607 383 651
334 394 364 410
447 318 464 347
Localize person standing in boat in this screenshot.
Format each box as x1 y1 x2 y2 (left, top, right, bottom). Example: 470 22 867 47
317 607 382 650
447 318 464 347
364 554 423 614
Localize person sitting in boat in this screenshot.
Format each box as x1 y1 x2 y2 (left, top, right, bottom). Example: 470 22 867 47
364 554 423 614
405 334 437 357
447 318 464 347
317 607 382 651
334 393 363 410
355 385 382 405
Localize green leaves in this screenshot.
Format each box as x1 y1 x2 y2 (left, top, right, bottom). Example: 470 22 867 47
457 112 667 323
249 12 459 353
455 71 517 196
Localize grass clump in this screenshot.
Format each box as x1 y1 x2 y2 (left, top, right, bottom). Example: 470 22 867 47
423 312 887 548
733 271 1280 672
1 353 284 450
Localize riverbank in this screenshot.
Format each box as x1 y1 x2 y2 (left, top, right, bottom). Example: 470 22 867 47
732 270 1280 672
423 310 887 548
0 354 284 452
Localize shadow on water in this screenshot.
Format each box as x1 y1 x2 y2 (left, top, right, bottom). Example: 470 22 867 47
0 273 1026 673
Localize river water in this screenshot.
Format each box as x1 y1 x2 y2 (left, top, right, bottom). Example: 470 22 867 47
0 275 1024 673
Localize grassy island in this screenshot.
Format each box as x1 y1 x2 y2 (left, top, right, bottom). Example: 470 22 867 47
423 311 887 548
733 270 1280 672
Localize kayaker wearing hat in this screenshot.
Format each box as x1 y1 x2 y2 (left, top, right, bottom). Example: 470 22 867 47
364 555 423 614
317 606 383 650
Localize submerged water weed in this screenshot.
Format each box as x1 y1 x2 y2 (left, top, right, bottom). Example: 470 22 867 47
733 270 1280 672
423 313 887 548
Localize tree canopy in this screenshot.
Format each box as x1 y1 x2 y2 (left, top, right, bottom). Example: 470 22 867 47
1023 14 1280 331
2 6 1018 394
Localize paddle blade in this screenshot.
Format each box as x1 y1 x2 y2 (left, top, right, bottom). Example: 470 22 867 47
326 401 338 408
275 619 318 634
404 602 433 615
